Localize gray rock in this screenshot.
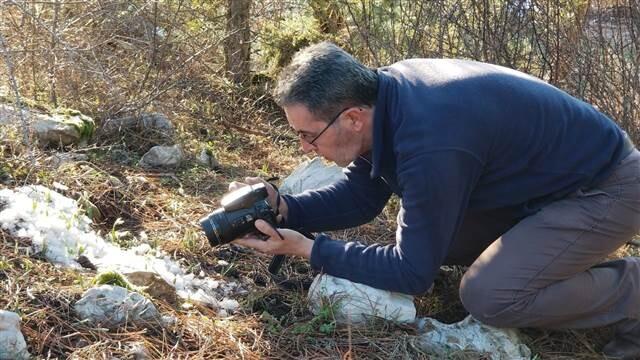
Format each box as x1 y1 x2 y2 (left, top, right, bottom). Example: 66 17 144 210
280 157 346 195
414 315 531 360
101 112 173 137
32 111 94 147
73 285 161 329
139 145 183 168
139 113 172 131
124 271 178 305
196 148 220 170
307 274 416 324
0 310 30 360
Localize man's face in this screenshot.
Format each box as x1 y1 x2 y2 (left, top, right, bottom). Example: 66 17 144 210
284 103 364 167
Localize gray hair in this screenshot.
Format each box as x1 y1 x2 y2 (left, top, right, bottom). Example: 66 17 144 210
273 41 378 121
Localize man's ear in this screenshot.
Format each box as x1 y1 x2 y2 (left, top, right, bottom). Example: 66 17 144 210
346 107 365 131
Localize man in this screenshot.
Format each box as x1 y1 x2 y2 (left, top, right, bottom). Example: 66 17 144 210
231 42 640 358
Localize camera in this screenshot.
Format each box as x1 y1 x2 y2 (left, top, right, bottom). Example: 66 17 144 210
200 182 286 275
200 183 277 247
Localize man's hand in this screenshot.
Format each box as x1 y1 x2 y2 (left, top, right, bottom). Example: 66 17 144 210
228 177 289 221
233 219 313 259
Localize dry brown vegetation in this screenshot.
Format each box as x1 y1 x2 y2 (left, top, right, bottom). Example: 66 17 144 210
1 0 639 359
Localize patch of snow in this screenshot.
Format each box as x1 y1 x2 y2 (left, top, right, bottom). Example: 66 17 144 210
0 185 240 313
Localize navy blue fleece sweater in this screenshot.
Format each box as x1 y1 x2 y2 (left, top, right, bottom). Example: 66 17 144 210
282 59 629 295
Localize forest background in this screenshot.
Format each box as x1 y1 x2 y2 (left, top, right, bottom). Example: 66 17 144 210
1 0 638 141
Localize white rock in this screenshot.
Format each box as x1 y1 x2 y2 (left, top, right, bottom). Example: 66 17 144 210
139 145 183 168
33 114 81 146
73 285 160 329
307 274 416 324
414 315 531 360
0 310 30 360
279 157 346 195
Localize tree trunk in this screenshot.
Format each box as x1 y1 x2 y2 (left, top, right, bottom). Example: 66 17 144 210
225 0 251 84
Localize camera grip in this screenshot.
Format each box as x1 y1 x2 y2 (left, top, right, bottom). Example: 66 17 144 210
268 255 286 275
261 219 287 275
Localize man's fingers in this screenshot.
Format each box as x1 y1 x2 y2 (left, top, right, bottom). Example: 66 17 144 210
234 237 269 252
254 219 278 238
244 177 264 185
228 181 246 192
229 177 264 191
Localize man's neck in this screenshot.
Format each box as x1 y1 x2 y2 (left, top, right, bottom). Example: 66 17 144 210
360 106 376 155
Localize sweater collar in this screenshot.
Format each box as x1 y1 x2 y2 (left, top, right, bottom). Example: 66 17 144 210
369 68 391 179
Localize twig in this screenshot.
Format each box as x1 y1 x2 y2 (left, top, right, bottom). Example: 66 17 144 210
0 31 33 164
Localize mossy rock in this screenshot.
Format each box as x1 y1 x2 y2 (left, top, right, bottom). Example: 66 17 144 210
51 108 95 141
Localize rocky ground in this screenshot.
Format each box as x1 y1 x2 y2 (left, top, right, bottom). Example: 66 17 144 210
0 101 638 359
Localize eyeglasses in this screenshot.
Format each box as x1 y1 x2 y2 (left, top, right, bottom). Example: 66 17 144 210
302 107 351 145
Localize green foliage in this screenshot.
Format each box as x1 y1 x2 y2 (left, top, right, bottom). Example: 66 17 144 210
258 15 324 72
181 228 201 252
0 257 10 271
292 297 338 335
259 310 283 333
107 218 135 249
91 270 142 292
77 191 102 222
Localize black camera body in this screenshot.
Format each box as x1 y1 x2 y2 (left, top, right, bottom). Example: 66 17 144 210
200 183 286 275
200 183 277 247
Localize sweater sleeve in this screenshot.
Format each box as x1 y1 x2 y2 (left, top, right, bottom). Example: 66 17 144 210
309 150 483 294
282 156 392 233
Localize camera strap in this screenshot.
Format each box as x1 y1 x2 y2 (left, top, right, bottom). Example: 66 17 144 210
266 177 282 222
264 178 317 277
266 178 286 275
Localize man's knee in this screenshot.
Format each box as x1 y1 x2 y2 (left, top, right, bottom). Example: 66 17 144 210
459 270 528 328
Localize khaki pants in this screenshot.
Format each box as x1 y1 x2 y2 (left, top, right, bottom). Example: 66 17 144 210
451 149 640 329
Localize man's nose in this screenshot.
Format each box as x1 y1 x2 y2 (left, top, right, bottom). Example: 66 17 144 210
300 140 315 153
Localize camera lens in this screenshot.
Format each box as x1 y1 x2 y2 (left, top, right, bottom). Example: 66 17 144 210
199 208 231 246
